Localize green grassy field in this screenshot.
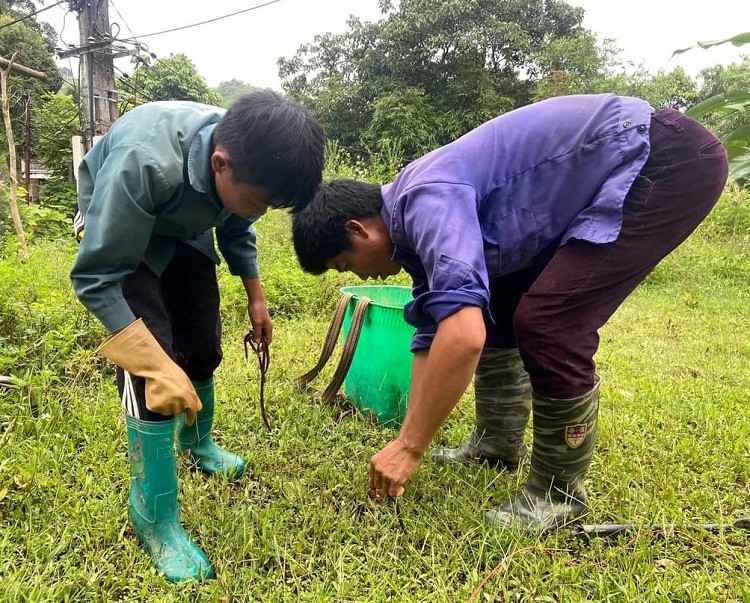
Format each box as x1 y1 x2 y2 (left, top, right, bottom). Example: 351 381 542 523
0 188 748 602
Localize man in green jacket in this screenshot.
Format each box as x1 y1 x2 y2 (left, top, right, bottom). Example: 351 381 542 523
70 90 324 582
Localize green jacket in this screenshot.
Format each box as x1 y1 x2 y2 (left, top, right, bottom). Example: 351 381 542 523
70 101 259 332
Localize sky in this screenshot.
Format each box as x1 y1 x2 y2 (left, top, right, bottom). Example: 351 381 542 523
38 0 747 90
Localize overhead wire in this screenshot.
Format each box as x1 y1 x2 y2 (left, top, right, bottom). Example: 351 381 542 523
114 64 155 104
119 0 284 41
108 0 138 43
108 0 144 106
0 0 68 32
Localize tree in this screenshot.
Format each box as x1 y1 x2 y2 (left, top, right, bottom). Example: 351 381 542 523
118 53 223 111
675 33 750 180
362 87 439 160
31 92 78 181
603 67 700 111
532 30 619 100
694 56 750 142
0 13 63 165
0 0 59 60
279 0 586 160
0 12 62 100
215 79 258 108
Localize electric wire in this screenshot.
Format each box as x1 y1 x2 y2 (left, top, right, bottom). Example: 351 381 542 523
119 0 283 41
113 64 155 104
0 0 68 32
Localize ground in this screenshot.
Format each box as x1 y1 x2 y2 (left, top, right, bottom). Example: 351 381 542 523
0 189 748 601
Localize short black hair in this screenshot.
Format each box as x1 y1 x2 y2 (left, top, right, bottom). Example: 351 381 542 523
292 179 383 274
213 90 325 211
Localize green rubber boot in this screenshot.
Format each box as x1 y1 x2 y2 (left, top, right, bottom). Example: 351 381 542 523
126 415 214 582
432 349 530 469
177 378 246 479
485 375 601 533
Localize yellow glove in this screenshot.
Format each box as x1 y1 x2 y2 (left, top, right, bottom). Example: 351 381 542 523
97 318 202 425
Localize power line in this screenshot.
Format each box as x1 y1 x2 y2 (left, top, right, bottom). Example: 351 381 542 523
114 64 155 103
121 0 283 41
0 0 69 32
108 0 145 105
108 0 139 44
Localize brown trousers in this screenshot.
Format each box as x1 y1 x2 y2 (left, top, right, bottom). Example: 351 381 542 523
484 109 729 398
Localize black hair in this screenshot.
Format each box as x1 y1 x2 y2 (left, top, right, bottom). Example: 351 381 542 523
292 179 383 274
213 89 325 211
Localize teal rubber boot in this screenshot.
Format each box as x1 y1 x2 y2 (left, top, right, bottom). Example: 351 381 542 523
433 349 530 470
485 376 601 533
177 378 246 479
126 415 214 582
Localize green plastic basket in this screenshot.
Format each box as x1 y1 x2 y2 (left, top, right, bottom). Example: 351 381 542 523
340 285 414 427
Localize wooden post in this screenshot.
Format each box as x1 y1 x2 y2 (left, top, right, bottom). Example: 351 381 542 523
0 54 26 250
0 57 46 80
0 54 46 251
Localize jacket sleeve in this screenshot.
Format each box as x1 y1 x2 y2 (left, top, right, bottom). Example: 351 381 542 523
400 182 490 350
215 213 259 279
70 145 177 332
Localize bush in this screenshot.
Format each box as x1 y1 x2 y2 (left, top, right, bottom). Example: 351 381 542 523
0 239 102 390
38 178 77 213
698 183 750 239
17 203 70 242
0 180 76 243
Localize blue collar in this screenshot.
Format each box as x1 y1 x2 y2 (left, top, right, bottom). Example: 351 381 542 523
187 123 225 212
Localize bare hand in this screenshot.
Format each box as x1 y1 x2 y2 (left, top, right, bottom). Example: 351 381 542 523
248 299 273 344
369 438 423 499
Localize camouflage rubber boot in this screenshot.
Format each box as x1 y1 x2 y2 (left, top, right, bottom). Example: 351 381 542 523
485 375 601 533
432 348 531 470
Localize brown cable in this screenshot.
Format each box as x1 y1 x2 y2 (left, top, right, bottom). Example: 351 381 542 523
244 330 271 431
321 297 370 403
294 293 354 390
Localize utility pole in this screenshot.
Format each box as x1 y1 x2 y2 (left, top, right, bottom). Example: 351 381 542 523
59 1 141 156
74 0 118 152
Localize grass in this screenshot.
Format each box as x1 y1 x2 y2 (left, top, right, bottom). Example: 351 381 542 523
0 189 749 601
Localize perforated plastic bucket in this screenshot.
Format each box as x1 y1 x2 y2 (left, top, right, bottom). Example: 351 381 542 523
340 285 414 427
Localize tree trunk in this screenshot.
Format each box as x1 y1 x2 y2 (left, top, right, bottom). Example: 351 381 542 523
0 55 27 251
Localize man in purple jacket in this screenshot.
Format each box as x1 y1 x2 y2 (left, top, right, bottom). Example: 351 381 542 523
292 94 729 531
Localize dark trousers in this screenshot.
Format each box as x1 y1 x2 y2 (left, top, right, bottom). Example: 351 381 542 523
118 243 222 421
484 109 729 399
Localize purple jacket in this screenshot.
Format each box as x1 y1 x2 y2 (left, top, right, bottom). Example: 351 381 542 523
379 94 653 351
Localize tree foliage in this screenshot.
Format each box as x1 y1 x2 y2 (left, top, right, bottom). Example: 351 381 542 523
280 0 585 161
607 67 700 111
532 30 619 99
214 79 258 108
118 53 223 111
0 12 64 164
0 13 63 98
677 34 750 180
694 56 750 143
31 92 78 181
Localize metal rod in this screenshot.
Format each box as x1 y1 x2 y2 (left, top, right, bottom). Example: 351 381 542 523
572 518 750 538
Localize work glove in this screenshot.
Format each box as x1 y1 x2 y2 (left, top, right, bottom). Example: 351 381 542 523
97 318 202 425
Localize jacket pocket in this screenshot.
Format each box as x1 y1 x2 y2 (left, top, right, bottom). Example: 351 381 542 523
482 208 539 274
